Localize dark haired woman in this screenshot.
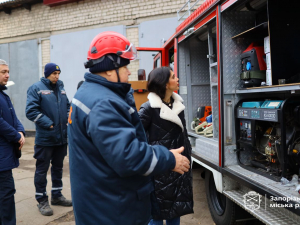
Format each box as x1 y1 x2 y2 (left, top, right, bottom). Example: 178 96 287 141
139 67 193 225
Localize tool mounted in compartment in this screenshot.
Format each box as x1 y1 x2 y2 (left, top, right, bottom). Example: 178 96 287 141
240 43 267 87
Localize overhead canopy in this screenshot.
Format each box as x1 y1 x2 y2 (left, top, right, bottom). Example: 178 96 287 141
0 0 42 14
0 0 82 14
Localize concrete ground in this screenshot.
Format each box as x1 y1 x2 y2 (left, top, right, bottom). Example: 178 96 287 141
14 137 73 225
14 137 214 225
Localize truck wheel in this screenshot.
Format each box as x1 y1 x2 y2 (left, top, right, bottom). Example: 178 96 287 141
205 170 236 225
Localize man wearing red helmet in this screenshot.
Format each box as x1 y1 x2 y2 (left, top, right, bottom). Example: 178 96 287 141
68 31 190 225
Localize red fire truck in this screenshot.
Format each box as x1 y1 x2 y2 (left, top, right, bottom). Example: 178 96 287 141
138 0 300 224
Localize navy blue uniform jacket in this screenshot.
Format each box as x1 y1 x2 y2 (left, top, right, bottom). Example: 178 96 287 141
25 78 70 146
0 85 25 172
68 73 176 225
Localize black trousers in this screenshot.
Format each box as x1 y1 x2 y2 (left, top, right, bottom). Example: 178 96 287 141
0 170 16 225
34 144 67 203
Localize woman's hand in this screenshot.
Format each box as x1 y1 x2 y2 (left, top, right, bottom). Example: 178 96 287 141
170 147 190 174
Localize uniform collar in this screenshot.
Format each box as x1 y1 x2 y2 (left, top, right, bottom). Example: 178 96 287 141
41 77 63 89
0 84 7 91
84 72 131 99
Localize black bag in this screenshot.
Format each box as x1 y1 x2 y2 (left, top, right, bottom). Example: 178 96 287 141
14 143 22 158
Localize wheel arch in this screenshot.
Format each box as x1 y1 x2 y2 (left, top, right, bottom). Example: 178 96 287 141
192 156 223 192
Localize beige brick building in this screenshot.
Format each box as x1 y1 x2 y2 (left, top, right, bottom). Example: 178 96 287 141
0 0 204 78
0 0 202 129
0 0 190 39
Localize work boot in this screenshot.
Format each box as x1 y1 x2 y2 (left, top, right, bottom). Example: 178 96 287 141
37 200 53 216
51 195 72 206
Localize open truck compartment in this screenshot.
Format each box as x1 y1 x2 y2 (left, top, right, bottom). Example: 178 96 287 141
222 0 300 91
178 18 220 165
178 16 219 164
177 0 300 204
156 0 300 223
222 0 300 182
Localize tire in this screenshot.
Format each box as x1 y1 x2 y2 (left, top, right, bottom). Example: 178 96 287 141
205 170 237 225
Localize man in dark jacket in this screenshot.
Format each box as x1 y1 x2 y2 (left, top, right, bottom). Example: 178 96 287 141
68 31 190 225
0 59 25 225
25 63 72 216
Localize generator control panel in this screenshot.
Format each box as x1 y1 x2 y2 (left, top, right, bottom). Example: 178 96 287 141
239 119 252 141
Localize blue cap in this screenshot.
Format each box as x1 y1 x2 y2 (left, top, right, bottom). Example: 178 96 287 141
89 54 129 73
44 63 61 78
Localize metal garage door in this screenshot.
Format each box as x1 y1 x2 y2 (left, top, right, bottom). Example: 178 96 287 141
0 39 39 130
50 25 124 100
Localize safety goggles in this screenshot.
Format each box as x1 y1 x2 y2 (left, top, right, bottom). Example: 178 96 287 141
120 43 138 60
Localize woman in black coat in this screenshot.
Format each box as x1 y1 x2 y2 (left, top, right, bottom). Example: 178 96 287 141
139 67 193 225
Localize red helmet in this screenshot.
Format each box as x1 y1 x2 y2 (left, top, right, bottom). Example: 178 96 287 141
84 31 137 68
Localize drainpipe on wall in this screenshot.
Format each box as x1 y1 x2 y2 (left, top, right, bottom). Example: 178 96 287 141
38 38 43 78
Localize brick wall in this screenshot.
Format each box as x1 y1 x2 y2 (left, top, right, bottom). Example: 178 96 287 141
0 0 195 39
126 27 139 81
41 39 51 75
0 0 201 81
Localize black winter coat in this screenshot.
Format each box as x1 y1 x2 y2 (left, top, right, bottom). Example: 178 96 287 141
139 92 193 220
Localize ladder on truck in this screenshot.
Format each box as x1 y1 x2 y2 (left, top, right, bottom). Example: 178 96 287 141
177 0 203 21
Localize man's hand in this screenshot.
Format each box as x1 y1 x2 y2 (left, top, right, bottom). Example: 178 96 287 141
170 147 190 175
18 132 25 150
50 125 54 129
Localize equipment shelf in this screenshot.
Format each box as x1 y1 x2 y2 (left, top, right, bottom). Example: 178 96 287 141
188 131 218 142
236 83 300 93
231 22 268 39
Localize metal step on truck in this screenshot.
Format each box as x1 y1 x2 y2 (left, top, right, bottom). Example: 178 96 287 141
137 0 300 224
